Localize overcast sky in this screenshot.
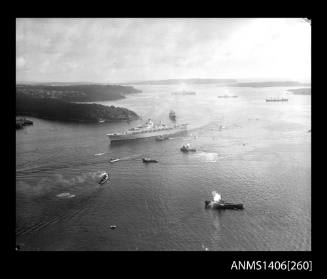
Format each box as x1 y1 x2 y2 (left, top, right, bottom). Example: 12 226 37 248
16 18 311 83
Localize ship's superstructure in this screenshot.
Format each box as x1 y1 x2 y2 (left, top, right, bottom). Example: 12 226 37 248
106 119 187 142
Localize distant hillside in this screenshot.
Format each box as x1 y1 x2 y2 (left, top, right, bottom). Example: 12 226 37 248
16 84 142 102
287 88 311 95
16 92 139 123
123 78 237 85
231 81 310 87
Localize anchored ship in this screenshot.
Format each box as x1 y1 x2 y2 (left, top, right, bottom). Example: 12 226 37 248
266 97 288 102
205 192 244 210
106 119 187 142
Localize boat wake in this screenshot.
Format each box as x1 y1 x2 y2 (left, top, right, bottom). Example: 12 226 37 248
118 154 143 161
193 151 219 162
56 192 76 198
16 171 107 197
16 185 104 239
16 202 88 238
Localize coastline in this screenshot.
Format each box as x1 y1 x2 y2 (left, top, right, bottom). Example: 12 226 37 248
16 93 140 123
287 87 311 95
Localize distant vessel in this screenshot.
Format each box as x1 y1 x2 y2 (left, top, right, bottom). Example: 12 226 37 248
16 122 24 129
106 119 187 142
180 143 196 152
217 95 238 98
142 158 158 163
16 118 33 129
266 97 288 102
172 91 196 95
155 135 170 141
169 110 176 121
109 158 120 163
98 173 109 185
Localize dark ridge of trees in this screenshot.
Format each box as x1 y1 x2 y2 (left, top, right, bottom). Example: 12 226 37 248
16 84 142 102
16 92 139 123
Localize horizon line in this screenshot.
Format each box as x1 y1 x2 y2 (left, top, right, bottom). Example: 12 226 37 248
16 77 311 85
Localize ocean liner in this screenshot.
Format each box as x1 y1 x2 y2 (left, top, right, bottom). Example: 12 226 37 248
106 119 187 142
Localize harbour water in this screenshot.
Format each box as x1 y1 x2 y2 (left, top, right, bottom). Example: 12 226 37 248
16 84 311 251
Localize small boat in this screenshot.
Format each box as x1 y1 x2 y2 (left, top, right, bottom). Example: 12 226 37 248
142 158 158 163
155 135 169 141
109 158 120 163
16 122 24 129
110 225 117 230
98 172 110 185
16 118 33 129
180 144 196 152
22 118 33 125
205 200 244 210
169 110 176 121
99 119 105 123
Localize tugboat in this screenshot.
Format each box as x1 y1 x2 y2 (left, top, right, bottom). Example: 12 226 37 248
142 158 158 163
205 191 244 210
169 110 176 121
180 143 196 152
98 172 110 185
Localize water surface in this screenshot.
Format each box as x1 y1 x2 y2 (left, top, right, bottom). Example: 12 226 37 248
16 84 311 251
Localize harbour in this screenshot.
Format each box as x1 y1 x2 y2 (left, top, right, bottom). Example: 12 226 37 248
15 18 311 252
16 83 311 251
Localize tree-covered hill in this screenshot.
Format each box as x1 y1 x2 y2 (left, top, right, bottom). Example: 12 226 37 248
16 84 142 102
16 92 139 122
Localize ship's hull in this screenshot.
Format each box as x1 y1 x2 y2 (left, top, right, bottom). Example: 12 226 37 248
205 200 244 210
107 127 187 142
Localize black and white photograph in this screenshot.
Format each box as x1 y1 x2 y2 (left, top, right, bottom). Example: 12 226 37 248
15 18 311 252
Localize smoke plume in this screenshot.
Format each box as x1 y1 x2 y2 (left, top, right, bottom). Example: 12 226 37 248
212 191 221 202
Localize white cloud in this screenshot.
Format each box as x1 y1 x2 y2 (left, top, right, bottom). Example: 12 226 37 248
16 18 311 82
16 56 26 69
